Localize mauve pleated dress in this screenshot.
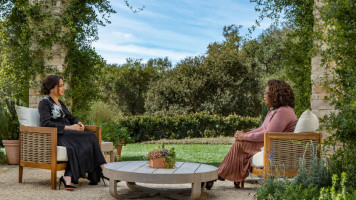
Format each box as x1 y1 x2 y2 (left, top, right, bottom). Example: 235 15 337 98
218 106 298 182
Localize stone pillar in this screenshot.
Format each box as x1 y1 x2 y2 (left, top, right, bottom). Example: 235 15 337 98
28 0 67 108
311 0 335 140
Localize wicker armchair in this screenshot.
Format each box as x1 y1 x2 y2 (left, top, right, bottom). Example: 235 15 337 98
251 132 322 178
18 125 101 190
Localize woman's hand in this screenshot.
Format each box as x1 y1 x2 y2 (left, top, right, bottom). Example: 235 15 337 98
78 122 85 131
65 124 81 131
234 131 244 141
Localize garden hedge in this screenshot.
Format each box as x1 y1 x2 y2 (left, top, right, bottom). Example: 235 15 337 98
115 113 260 142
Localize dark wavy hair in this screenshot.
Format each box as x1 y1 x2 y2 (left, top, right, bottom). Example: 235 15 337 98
267 80 295 109
40 75 63 95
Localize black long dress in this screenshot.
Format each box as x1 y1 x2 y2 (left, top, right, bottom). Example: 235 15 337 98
38 96 106 184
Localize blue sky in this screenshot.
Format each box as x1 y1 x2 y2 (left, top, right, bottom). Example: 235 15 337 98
92 0 272 65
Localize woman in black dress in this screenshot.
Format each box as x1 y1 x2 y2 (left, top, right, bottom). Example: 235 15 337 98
38 75 106 190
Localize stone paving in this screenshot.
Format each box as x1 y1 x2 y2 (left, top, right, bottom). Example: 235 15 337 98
0 164 260 200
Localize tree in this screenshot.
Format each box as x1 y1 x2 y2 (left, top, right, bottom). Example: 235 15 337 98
145 25 261 116
102 58 170 115
0 0 115 112
251 0 314 116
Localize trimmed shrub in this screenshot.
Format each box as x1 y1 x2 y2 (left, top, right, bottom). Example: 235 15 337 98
115 113 260 142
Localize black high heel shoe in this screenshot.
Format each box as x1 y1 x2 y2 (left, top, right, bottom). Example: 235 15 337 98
101 172 109 186
89 172 110 186
59 176 76 191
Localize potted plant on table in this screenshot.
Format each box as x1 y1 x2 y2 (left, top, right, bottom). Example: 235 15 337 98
146 144 176 168
101 122 132 161
0 100 20 165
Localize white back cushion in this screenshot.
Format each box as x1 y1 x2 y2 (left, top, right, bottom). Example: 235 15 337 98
15 105 41 127
294 109 319 133
15 105 68 161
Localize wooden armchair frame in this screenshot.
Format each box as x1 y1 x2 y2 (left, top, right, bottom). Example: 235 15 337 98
251 132 322 178
18 125 101 190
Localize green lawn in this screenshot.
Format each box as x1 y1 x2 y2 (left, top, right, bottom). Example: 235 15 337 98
120 144 232 167
1 144 233 167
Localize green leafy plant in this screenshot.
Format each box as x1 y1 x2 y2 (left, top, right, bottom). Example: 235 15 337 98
256 142 331 200
0 148 6 164
145 144 176 169
0 100 19 140
101 122 133 147
319 172 356 200
88 101 122 124
327 144 356 192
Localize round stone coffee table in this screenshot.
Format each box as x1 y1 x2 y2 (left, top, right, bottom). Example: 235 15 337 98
103 161 218 200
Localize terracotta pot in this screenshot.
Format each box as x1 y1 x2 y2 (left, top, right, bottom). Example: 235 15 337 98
2 140 19 165
149 157 166 168
149 157 175 168
114 140 125 161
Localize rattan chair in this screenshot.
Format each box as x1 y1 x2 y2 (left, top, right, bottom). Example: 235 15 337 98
18 125 101 189
251 132 322 178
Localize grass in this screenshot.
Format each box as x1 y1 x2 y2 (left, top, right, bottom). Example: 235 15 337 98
121 143 232 167
0 138 235 167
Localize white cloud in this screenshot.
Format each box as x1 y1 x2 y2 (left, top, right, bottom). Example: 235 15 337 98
94 0 273 65
93 42 199 64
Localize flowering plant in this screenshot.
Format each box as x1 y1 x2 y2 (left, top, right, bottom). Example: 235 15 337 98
146 144 176 168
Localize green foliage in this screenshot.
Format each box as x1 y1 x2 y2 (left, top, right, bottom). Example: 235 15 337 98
0 0 116 111
115 113 260 142
0 148 6 164
318 0 356 145
317 1 356 194
101 122 133 147
242 26 288 76
250 0 314 116
257 143 331 200
102 58 170 115
65 44 105 118
293 151 331 190
0 1 32 104
85 100 122 124
257 177 319 200
319 173 356 200
146 25 261 116
327 144 356 192
0 100 19 140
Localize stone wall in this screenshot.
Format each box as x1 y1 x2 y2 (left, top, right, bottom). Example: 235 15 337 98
311 0 335 140
28 0 66 108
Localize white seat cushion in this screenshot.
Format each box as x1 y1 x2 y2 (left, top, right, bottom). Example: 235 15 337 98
252 147 264 168
294 109 319 133
57 146 68 162
15 105 41 127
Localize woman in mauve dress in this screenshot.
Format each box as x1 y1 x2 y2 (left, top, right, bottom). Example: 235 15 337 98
211 80 298 189
38 75 107 190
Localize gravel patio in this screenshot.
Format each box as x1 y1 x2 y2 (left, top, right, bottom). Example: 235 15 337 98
0 165 259 200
